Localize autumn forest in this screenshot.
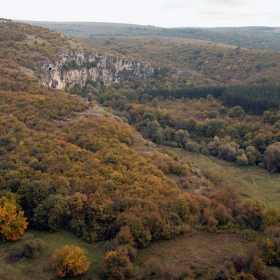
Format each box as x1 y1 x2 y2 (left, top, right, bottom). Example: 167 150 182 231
1 19 280 279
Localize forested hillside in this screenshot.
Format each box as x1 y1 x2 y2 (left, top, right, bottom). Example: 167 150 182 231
86 36 280 85
21 21 280 51
1 19 280 279
207 26 280 43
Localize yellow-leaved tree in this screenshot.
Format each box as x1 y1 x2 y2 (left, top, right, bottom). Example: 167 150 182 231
52 245 90 278
0 193 28 241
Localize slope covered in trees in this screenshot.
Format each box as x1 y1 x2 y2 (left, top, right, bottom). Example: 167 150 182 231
1 20 280 279
0 19 77 74
86 36 280 85
0 17 232 253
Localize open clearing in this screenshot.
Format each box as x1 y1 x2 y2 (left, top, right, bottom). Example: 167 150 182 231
136 232 247 271
170 148 280 209
0 230 104 280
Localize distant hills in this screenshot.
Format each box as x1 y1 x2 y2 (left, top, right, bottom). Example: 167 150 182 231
18 20 280 52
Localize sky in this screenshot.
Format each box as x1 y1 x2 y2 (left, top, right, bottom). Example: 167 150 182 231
2 0 280 28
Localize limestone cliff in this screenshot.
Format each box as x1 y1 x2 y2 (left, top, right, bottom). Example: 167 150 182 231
38 50 154 89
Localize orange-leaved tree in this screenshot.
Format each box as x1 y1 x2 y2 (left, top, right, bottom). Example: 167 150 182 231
52 245 90 278
0 193 28 241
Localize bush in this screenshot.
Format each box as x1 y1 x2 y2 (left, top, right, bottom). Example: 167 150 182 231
249 258 269 280
201 146 210 156
99 246 134 280
237 154 248 166
21 234 45 258
185 141 200 153
241 229 258 241
264 142 280 172
8 234 45 261
52 245 90 278
227 106 245 118
206 110 219 118
240 199 266 230
104 239 120 252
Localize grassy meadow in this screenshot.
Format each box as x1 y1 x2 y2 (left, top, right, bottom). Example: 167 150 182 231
0 230 105 280
0 229 249 280
169 148 280 210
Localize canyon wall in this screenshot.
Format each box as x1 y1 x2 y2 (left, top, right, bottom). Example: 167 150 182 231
39 50 154 89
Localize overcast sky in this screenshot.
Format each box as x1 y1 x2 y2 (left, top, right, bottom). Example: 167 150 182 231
2 0 280 27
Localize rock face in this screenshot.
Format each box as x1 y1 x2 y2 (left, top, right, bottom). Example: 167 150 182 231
38 50 154 89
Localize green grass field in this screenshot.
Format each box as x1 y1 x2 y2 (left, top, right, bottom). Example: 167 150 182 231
170 148 280 209
0 229 248 280
136 232 247 270
0 230 105 280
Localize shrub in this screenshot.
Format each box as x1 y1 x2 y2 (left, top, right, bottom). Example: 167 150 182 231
227 106 245 118
207 110 219 118
52 245 90 278
21 234 45 258
151 98 159 107
201 146 210 156
240 199 266 230
237 154 248 166
241 229 259 241
261 207 279 230
104 239 120 252
249 258 268 280
8 233 45 261
99 246 134 280
264 142 280 173
207 217 218 232
185 141 200 153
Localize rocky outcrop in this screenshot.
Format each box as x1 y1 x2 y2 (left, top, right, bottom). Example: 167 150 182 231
38 50 154 89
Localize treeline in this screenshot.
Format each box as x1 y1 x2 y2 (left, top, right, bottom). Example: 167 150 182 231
147 86 224 100
222 85 280 114
147 85 280 115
